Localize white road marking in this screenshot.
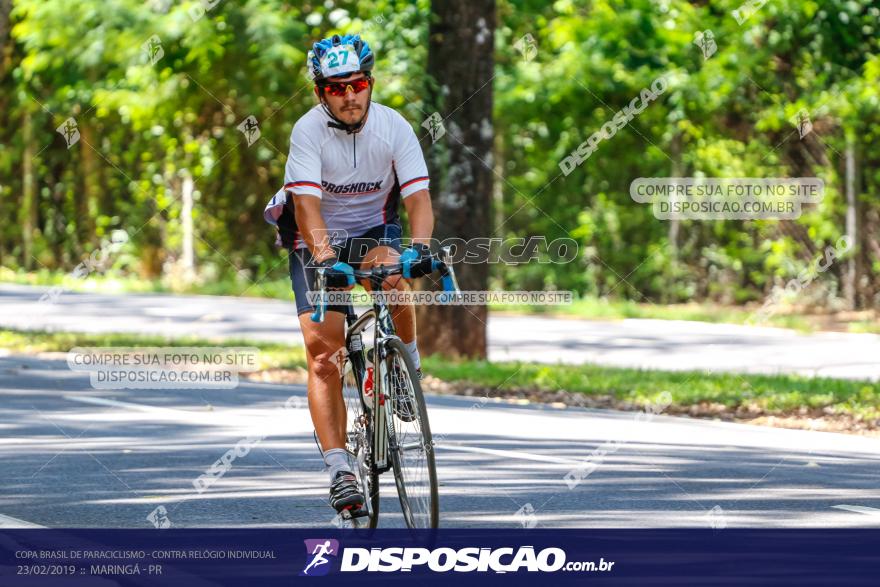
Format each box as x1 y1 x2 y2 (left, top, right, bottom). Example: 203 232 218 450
62 394 315 435
832 505 880 517
63 394 196 415
0 514 46 528
439 443 583 466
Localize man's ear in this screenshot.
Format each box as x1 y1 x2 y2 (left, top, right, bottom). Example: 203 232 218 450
313 86 328 107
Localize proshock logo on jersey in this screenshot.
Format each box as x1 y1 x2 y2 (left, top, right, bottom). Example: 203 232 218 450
321 180 383 195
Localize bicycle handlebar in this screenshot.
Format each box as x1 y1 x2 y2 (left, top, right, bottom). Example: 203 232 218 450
310 245 462 323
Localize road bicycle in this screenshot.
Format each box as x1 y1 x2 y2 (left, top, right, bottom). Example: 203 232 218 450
310 247 461 529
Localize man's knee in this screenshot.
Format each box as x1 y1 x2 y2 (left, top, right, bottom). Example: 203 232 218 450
363 246 406 290
309 347 346 381
384 272 409 291
299 315 346 383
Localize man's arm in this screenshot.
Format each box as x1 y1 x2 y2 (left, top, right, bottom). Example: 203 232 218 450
402 189 434 246
392 112 432 248
283 116 332 262
292 195 336 262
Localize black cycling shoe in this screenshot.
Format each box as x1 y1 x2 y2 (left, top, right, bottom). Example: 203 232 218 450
328 470 365 514
391 366 421 423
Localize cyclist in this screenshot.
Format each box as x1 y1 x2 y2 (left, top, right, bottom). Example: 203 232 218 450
263 34 435 517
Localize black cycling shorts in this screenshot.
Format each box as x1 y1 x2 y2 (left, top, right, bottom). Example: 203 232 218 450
288 223 403 316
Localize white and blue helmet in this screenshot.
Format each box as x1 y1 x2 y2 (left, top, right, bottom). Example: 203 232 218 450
308 34 375 82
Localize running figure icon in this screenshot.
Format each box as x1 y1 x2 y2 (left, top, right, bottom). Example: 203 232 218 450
302 540 336 575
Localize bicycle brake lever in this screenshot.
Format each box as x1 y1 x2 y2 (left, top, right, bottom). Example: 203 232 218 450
438 246 463 302
310 268 327 323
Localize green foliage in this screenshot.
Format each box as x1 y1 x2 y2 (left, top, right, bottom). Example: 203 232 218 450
1 0 878 312
494 0 880 307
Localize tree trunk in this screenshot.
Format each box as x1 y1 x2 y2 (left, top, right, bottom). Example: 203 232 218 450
416 0 495 359
0 0 12 79
492 132 505 290
843 134 858 309
181 171 195 281
79 122 101 248
666 132 682 303
21 109 36 269
0 0 11 264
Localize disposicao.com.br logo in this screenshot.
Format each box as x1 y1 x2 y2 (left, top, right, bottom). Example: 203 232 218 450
300 539 614 574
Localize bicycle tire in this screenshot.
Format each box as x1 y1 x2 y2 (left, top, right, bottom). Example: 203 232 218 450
341 354 380 528
381 337 439 529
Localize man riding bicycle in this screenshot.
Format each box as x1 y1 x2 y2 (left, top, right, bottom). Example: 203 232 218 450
263 33 435 518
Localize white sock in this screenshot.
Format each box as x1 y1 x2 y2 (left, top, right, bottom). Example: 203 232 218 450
404 339 420 370
323 448 350 481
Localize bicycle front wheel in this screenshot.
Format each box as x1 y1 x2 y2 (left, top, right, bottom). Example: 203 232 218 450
381 338 439 528
341 355 380 528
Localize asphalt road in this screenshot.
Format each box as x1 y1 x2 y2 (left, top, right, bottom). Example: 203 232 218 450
2 355 879 529
1 284 879 380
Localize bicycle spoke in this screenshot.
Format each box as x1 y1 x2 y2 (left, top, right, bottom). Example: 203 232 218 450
384 345 438 528
340 355 379 527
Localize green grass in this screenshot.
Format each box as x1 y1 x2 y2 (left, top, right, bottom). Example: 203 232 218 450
0 266 292 300
6 267 877 334
848 321 880 335
489 297 818 331
421 356 879 422
0 329 308 372
3 328 877 424
2 267 852 332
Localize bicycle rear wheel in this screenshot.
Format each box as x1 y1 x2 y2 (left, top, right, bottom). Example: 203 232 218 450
341 355 380 528
381 338 439 528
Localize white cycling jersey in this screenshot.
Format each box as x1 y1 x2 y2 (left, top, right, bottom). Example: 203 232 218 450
263 102 430 249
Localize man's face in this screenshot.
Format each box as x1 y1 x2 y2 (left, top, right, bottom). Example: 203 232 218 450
316 72 372 125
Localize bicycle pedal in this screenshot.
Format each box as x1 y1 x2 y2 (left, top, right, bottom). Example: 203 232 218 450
339 505 370 521
335 512 370 530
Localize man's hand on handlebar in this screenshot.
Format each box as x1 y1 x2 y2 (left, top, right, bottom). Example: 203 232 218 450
314 255 356 290
310 246 462 323
401 243 434 278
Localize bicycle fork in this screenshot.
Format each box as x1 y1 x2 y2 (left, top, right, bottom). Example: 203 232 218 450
346 330 391 474
372 340 390 471
372 337 407 473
